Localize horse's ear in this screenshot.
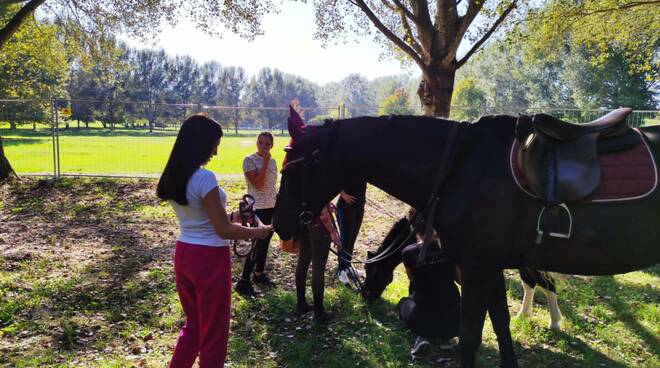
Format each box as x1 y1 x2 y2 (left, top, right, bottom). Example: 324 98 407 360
288 105 305 143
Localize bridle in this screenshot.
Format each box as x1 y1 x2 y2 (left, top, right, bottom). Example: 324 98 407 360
281 121 340 233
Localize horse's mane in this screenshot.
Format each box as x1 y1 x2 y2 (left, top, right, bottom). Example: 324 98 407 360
374 217 411 258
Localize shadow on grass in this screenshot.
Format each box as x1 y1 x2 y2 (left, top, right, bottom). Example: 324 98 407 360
2 137 44 147
13 222 173 354
229 285 456 367
516 330 629 368
4 177 159 223
540 272 658 367
1 178 174 361
592 276 660 357
640 264 660 278
1 127 292 139
1 127 178 138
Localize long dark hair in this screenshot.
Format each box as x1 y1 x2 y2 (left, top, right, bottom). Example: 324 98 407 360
157 114 223 205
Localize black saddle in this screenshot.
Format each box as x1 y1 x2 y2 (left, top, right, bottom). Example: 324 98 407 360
516 108 638 202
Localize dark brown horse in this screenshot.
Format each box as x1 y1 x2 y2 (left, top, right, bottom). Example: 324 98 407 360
273 107 660 368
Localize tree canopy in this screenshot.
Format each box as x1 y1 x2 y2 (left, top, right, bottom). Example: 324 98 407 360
522 0 659 82
0 0 277 49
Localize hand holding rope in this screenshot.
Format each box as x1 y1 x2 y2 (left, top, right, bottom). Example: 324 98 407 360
232 194 260 258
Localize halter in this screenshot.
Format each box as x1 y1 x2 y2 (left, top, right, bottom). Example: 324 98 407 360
282 121 340 232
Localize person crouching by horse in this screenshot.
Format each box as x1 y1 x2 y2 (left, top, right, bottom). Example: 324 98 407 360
294 203 340 323
157 114 271 368
398 232 461 357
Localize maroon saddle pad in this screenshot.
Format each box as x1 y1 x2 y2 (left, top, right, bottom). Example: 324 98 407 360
510 130 657 202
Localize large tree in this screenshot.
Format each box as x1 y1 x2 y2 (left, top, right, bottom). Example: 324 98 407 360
0 4 67 129
308 0 519 117
0 0 276 178
307 0 659 117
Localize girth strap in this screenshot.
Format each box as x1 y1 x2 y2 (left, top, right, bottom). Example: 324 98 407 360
416 122 467 265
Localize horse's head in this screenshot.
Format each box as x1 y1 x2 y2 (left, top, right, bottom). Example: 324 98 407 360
273 106 342 241
362 217 412 302
362 250 395 302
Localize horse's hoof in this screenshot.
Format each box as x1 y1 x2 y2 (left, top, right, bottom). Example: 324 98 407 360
515 311 531 320
549 322 561 331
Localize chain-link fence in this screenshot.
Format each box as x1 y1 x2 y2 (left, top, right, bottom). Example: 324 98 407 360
0 99 658 178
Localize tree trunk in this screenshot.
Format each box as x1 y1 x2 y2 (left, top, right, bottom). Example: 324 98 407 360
0 136 18 181
417 66 457 118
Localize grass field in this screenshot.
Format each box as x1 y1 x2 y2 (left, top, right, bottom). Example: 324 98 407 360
0 124 289 176
2 113 660 176
0 178 658 367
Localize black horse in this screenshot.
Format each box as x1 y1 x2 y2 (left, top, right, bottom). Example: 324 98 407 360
362 217 563 331
273 107 660 368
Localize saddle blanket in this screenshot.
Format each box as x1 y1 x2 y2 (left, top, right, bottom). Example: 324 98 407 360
510 129 657 202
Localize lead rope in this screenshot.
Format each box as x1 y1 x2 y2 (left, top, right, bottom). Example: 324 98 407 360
232 194 259 258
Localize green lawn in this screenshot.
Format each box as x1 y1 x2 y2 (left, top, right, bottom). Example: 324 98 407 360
2 112 660 176
0 178 658 367
1 125 289 176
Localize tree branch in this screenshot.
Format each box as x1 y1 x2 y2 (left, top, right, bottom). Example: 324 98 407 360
409 0 434 47
579 0 660 16
444 0 486 65
397 3 424 55
352 0 426 70
391 0 417 22
0 0 46 49
456 1 517 68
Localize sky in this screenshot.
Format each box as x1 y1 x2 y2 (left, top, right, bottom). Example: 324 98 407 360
122 2 418 85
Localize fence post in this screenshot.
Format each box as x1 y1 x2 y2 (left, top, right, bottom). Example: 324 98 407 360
50 99 57 178
53 99 61 178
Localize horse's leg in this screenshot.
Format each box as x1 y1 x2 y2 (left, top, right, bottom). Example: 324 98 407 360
487 270 518 368
516 269 535 319
459 270 489 368
310 229 331 318
295 232 313 310
540 286 562 331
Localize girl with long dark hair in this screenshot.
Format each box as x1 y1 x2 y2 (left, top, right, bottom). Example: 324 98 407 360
157 114 270 368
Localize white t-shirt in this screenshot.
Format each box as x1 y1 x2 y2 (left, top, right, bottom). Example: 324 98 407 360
169 168 229 247
243 153 278 209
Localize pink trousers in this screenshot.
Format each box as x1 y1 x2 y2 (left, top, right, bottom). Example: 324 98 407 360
169 241 231 368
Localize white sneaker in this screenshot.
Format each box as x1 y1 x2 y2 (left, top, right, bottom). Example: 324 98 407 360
410 335 431 356
337 269 351 285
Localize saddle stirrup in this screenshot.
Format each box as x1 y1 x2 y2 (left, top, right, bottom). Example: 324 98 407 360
536 203 573 244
